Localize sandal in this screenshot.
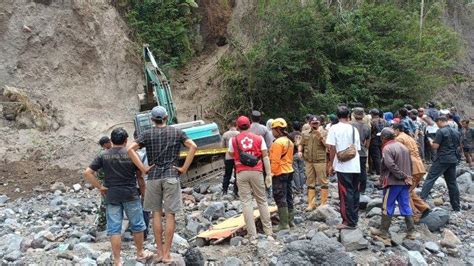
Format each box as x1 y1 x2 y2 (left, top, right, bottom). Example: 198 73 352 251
335 224 356 230
136 250 154 263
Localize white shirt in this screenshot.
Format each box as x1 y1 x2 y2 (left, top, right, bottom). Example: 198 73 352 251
228 135 267 153
326 122 361 173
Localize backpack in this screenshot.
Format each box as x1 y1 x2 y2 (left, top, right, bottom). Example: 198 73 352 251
371 118 386 145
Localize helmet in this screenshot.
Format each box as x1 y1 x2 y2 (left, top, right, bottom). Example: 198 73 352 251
271 118 287 129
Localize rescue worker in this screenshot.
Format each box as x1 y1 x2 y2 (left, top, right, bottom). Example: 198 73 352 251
228 116 273 238
392 123 431 222
370 128 416 246
269 118 295 230
298 116 328 211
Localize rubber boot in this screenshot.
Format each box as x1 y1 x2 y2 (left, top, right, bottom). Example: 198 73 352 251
276 207 290 231
288 208 295 228
305 188 317 212
370 214 392 246
320 188 328 206
405 216 416 240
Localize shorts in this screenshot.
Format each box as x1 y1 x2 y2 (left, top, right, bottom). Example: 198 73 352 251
144 178 182 213
106 199 146 236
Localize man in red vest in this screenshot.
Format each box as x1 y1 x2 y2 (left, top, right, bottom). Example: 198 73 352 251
228 116 273 239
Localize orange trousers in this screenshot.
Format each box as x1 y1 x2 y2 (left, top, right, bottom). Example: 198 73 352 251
410 173 430 220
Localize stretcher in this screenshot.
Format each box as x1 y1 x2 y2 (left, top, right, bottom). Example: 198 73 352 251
195 206 278 246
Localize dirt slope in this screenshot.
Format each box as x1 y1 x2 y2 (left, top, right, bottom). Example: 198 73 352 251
0 0 142 169
435 2 474 118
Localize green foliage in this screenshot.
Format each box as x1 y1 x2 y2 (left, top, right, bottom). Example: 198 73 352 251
218 0 461 121
126 0 198 68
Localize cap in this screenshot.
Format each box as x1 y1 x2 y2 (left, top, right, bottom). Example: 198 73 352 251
271 118 287 129
309 116 320 124
353 107 365 119
251 110 261 117
236 116 251 128
151 106 168 120
377 127 395 138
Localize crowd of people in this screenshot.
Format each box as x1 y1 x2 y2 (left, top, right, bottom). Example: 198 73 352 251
82 102 473 265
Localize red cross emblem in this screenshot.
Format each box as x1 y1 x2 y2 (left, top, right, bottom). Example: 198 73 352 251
241 137 254 149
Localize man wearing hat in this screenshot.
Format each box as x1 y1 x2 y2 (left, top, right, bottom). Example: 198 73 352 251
228 115 273 238
370 127 416 246
298 116 329 211
351 108 371 194
128 106 197 263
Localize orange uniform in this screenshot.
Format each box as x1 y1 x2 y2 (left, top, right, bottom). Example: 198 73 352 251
269 136 294 176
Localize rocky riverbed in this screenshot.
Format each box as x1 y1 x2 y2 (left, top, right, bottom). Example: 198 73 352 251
0 165 473 265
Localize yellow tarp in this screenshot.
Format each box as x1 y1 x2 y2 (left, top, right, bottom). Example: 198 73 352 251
197 206 278 240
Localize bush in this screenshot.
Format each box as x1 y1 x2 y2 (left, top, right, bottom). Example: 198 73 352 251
125 0 199 68
218 0 461 121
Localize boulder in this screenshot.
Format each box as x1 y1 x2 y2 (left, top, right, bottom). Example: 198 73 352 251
366 198 383 213
0 194 10 204
457 172 473 193
50 182 68 192
73 243 99 259
424 241 440 253
230 236 244 247
186 219 205 235
0 234 23 255
366 207 382 218
433 198 444 206
340 228 368 251
173 233 189 249
308 205 340 225
419 208 449 232
402 239 423 252
79 257 97 266
276 239 353 265
441 229 461 247
310 232 329 243
4 250 22 262
202 202 225 220
96 252 111 265
72 184 82 192
223 256 243 266
184 247 205 266
359 194 371 210
407 251 428 266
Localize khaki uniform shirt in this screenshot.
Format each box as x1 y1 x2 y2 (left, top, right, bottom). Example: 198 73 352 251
301 126 327 163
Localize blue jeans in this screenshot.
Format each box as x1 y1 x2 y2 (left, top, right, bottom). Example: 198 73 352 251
106 199 146 236
292 154 306 191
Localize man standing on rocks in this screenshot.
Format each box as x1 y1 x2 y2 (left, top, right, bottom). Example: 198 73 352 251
84 128 153 265
128 106 197 263
96 136 112 231
421 116 461 211
368 108 386 176
326 106 361 230
370 127 416 246
351 108 371 194
299 116 329 211
221 119 239 196
269 118 294 230
228 115 273 239
461 119 473 168
289 121 305 194
392 123 431 222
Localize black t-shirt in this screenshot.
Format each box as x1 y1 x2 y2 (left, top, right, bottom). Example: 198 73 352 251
89 147 139 204
434 126 461 163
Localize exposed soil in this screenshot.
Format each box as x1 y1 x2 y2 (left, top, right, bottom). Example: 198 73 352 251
0 161 81 200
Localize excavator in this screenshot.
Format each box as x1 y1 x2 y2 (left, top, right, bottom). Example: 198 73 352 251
134 45 227 185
